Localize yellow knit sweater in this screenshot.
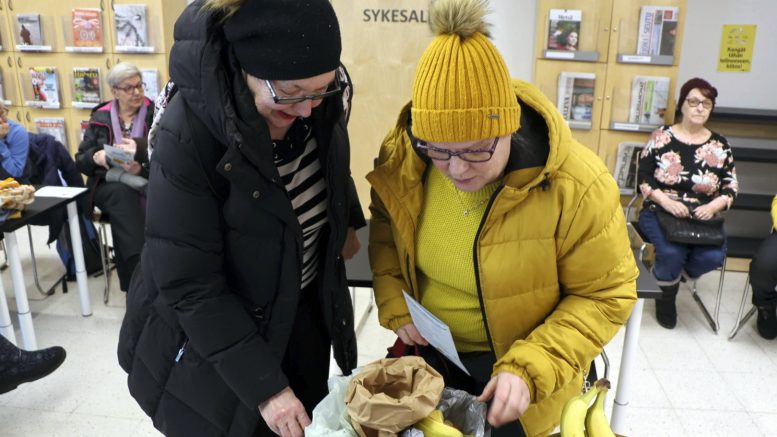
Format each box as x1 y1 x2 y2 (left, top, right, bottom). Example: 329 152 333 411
416 167 499 352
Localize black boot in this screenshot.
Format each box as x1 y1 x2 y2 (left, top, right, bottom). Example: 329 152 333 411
655 283 679 329
0 335 67 394
756 304 777 340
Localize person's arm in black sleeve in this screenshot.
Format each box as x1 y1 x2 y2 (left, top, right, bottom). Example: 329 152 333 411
75 119 106 177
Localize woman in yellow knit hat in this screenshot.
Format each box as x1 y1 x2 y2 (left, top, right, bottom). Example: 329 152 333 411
367 0 638 435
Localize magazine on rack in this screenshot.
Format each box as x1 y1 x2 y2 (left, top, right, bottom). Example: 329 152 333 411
29 67 61 109
71 8 103 49
613 142 646 195
636 6 679 56
35 118 67 148
628 76 669 125
557 72 595 122
16 14 43 47
140 69 159 100
72 68 101 108
547 9 581 51
113 4 148 49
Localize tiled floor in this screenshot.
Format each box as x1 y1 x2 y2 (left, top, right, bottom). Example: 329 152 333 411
1 226 775 436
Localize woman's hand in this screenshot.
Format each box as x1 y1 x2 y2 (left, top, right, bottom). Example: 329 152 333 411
341 226 360 260
660 198 690 218
396 323 428 346
258 387 310 437
478 372 531 428
693 199 724 220
0 121 10 139
120 161 143 176
117 138 138 154
93 149 110 170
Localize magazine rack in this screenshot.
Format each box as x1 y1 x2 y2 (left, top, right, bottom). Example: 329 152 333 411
534 0 686 173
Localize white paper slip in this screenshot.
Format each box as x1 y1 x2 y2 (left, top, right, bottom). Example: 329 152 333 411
35 186 87 198
402 291 470 375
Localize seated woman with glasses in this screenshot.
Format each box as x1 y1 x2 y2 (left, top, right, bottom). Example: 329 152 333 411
116 1 365 436
0 101 31 183
75 61 154 291
368 1 637 435
636 77 738 329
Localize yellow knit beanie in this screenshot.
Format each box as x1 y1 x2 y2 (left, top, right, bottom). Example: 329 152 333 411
412 0 519 143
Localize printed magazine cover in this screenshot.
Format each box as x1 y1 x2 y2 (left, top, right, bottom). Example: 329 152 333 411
628 76 669 125
72 68 101 108
29 67 61 109
72 8 103 48
557 72 595 122
140 69 159 100
613 142 646 195
79 120 89 143
547 9 581 51
17 14 43 46
113 4 148 48
636 6 679 56
35 118 67 148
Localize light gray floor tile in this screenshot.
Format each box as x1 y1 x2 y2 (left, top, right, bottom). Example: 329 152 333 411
676 409 763 437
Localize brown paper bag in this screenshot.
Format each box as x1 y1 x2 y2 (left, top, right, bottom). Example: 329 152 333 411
345 356 444 437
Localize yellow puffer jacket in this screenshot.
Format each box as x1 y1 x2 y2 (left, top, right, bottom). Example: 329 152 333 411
367 80 638 437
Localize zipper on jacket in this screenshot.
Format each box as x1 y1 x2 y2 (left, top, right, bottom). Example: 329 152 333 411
174 339 189 362
473 186 503 355
405 253 415 297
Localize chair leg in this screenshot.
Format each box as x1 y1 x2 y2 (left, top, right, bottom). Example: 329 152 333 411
688 258 727 334
26 225 62 297
728 275 756 340
97 223 112 304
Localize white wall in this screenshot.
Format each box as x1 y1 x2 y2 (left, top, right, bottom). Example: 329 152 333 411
679 0 776 110
488 0 537 82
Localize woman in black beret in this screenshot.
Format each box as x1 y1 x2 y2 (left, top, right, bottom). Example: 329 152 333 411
117 1 365 436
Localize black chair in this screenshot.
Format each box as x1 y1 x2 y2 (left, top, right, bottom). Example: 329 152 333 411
92 207 116 304
727 236 769 340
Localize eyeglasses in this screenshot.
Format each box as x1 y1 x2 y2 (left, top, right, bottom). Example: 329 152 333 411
414 137 499 162
265 76 342 105
114 83 144 94
686 98 713 110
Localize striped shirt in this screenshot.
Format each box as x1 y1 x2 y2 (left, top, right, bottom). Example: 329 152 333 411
273 120 328 289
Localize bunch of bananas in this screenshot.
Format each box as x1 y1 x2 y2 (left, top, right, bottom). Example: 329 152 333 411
559 378 617 437
0 178 35 218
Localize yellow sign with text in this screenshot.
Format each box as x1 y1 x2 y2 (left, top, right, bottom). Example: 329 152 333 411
718 25 756 72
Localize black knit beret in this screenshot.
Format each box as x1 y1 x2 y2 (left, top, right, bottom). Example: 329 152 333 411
223 0 342 81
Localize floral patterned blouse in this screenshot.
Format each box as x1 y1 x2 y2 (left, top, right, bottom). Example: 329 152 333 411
638 125 738 211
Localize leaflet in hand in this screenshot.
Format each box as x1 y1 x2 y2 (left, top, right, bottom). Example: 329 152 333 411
103 144 135 166
402 291 470 375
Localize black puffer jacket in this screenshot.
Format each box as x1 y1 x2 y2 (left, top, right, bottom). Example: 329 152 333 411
117 3 365 436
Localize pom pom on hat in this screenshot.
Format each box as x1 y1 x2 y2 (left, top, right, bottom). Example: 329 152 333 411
411 0 519 142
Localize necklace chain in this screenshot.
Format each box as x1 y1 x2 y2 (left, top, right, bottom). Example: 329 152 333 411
453 189 489 216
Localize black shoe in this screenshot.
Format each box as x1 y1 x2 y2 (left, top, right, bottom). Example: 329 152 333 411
756 305 777 340
0 344 67 394
655 298 677 329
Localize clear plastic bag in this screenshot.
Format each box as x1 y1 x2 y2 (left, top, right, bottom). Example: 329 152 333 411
402 387 490 437
305 374 359 437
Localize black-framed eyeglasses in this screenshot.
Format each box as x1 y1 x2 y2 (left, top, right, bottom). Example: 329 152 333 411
265 75 342 105
686 98 713 110
114 82 144 93
414 137 499 163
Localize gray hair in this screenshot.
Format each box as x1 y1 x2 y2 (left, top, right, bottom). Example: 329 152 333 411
107 62 141 88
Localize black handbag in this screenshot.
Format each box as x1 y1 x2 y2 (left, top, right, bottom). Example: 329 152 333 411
654 207 725 246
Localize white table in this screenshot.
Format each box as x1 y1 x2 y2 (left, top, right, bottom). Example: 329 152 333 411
0 186 91 350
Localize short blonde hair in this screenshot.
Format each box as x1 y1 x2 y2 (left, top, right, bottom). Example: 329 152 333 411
107 62 141 88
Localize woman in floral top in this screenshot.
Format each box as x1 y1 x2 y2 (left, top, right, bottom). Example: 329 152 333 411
637 77 738 329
